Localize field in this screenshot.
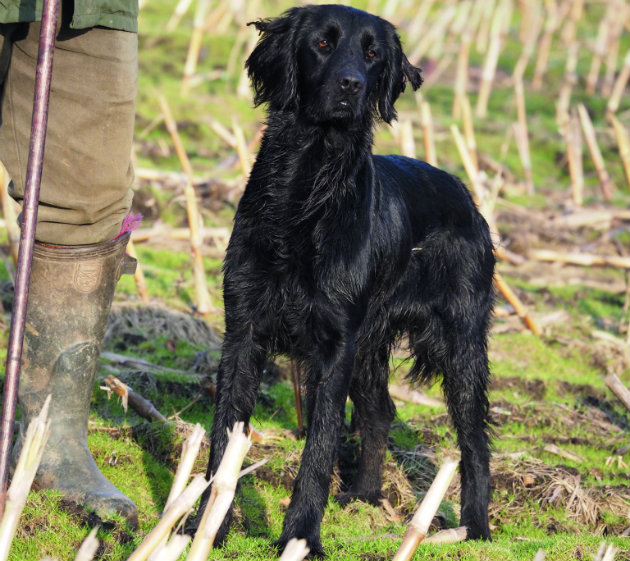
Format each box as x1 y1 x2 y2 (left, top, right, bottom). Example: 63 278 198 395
1 0 629 560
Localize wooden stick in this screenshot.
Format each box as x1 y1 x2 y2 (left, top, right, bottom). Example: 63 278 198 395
392 458 458 561
158 94 213 318
494 273 542 335
604 374 630 412
420 100 438 167
527 249 630 270
105 375 167 422
608 113 630 188
607 50 630 115
577 104 613 200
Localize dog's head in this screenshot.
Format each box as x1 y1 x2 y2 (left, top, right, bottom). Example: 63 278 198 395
246 5 422 125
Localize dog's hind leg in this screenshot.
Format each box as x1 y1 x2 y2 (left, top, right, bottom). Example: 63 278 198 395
439 335 492 540
338 347 395 506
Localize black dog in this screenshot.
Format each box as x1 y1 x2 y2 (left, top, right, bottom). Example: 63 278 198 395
204 4 494 556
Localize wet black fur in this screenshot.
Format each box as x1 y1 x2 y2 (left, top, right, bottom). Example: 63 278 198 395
203 4 495 556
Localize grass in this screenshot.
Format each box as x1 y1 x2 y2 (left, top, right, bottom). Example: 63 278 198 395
1 1 629 560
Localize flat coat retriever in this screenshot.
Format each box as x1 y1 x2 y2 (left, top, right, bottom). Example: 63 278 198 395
204 4 495 556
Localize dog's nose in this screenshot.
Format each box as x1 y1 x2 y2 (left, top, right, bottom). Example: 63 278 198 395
337 71 365 95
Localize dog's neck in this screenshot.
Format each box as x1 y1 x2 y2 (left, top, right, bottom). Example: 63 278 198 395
260 111 376 208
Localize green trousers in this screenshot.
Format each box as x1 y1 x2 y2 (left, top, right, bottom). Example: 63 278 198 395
0 20 136 245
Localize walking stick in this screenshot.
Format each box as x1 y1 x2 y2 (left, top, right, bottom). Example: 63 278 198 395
0 0 60 519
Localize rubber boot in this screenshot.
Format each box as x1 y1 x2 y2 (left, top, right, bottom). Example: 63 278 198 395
12 233 139 527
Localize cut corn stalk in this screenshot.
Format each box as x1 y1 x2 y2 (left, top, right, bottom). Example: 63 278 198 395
420 100 437 167
608 113 630 188
577 104 613 200
392 457 458 561
74 527 99 561
278 538 310 561
127 475 210 561
0 396 51 561
186 421 252 561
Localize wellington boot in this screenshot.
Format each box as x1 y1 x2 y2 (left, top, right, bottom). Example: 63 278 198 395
12 233 139 527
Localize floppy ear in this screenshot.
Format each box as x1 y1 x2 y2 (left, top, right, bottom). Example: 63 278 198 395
246 9 302 112
376 31 423 124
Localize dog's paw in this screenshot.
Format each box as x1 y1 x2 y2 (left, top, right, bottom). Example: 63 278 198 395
462 518 491 541
274 534 325 558
335 490 383 508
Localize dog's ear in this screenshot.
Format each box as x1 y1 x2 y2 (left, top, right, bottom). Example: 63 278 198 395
376 31 423 124
246 9 302 112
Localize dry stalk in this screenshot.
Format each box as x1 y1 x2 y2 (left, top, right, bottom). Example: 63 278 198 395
232 119 253 178
164 423 206 512
476 0 509 118
389 384 443 408
586 2 616 94
392 457 458 561
128 475 210 561
452 19 472 119
407 5 456 64
0 164 19 266
494 272 542 335
460 95 478 172
125 239 149 303
601 3 624 98
158 94 213 318
608 113 630 188
148 534 191 561
607 50 630 115
604 374 630 412
564 109 583 207
513 77 533 194
74 526 99 561
576 104 613 200
532 1 570 89
556 41 578 129
104 375 167 422
423 526 467 545
278 538 310 561
0 396 51 561
475 0 496 54
527 249 630 270
513 0 541 81
420 100 437 167
186 422 252 561
398 120 416 159
166 0 193 31
181 0 211 95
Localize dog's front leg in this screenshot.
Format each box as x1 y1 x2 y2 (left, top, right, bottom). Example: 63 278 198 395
276 339 356 557
197 327 267 543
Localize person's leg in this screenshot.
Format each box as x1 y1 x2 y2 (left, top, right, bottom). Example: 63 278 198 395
0 21 139 525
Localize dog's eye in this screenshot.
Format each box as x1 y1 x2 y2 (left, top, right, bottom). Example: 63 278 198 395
366 49 376 59
317 39 329 49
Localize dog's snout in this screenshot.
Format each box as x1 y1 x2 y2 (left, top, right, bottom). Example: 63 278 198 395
337 71 365 95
